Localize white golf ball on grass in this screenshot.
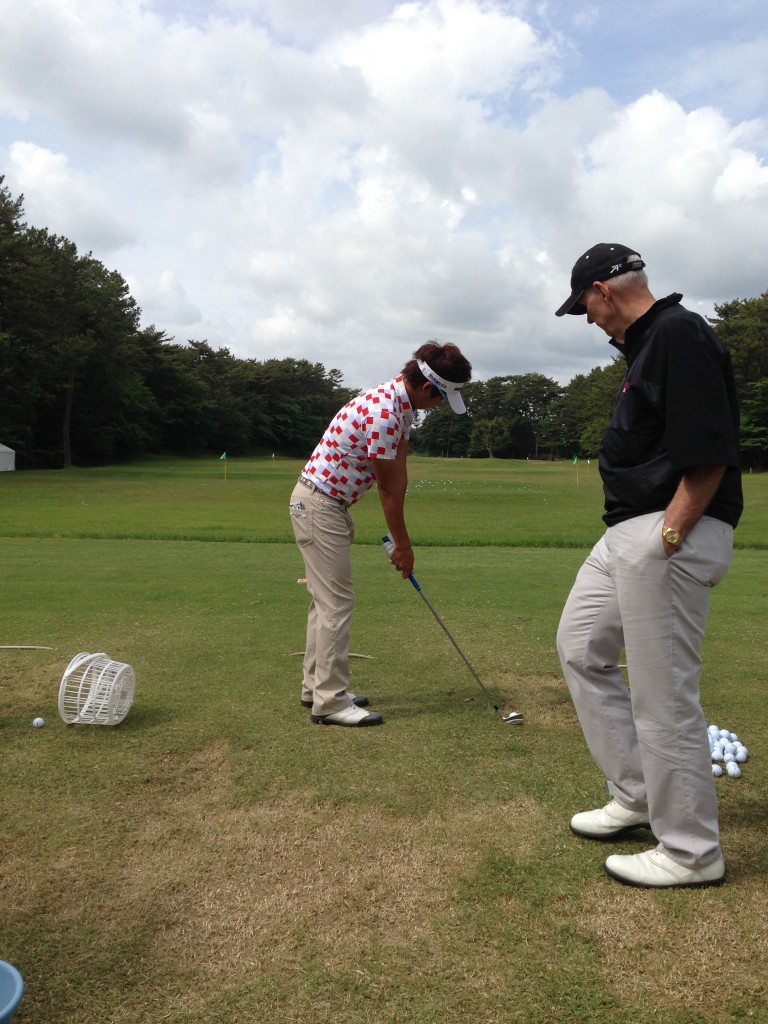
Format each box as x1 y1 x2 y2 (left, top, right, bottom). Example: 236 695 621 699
32 717 45 729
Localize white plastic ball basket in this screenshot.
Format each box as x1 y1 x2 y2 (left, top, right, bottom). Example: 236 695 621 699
58 652 136 726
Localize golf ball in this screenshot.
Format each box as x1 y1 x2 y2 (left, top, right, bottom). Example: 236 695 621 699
32 717 45 729
706 723 751 778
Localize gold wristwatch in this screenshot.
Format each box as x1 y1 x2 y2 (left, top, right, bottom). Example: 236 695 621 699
661 525 682 546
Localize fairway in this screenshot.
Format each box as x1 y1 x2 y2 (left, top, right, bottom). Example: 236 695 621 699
1 458 766 1024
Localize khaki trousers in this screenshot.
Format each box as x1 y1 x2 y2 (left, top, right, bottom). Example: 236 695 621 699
290 481 357 715
556 511 733 868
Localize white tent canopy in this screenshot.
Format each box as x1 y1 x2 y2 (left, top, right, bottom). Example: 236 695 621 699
0 443 16 471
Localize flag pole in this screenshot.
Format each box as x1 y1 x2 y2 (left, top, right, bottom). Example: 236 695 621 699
220 451 227 480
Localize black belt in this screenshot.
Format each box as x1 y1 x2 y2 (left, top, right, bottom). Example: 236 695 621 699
298 476 351 509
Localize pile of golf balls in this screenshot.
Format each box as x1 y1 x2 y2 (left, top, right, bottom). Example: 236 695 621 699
708 725 748 779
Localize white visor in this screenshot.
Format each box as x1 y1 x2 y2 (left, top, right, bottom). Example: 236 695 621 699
417 359 467 414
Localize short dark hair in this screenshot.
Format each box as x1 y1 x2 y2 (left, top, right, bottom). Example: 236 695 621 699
402 341 472 395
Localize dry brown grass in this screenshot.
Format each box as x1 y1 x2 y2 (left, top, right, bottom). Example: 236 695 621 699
116 743 545 978
5 717 768 1023
578 879 768 1015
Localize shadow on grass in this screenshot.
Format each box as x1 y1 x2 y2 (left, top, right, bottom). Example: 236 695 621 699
105 703 176 729
720 792 768 882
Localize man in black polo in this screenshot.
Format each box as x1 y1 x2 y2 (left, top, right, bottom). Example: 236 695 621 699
554 243 743 889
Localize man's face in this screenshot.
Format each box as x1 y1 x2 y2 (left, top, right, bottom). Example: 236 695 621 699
581 283 621 340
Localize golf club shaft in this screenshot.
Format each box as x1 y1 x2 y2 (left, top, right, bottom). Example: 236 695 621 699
381 534 521 723
405 573 508 720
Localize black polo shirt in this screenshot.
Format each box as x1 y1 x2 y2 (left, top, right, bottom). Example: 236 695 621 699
599 293 743 528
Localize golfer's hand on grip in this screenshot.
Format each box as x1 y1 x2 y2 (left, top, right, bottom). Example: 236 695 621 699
382 534 414 579
392 542 414 579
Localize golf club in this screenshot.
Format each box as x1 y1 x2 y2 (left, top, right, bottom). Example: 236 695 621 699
382 536 523 724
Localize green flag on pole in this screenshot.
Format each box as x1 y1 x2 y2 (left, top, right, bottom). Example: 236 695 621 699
572 456 578 465
220 452 227 460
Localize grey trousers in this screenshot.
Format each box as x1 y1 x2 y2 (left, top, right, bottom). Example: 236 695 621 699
289 481 357 716
556 511 734 868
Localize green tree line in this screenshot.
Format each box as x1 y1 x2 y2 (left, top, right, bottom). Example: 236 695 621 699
2 177 766 469
0 179 356 468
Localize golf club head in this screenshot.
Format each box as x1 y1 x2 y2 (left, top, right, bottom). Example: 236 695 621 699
501 710 524 725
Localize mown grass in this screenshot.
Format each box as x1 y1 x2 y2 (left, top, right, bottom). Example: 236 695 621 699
0 458 766 1023
2 455 765 549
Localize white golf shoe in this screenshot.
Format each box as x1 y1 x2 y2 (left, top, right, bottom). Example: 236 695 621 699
604 849 725 889
570 799 651 839
311 705 383 727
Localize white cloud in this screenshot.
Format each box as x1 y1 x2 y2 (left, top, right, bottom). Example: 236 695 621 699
0 2 189 149
1 0 767 391
6 142 135 252
330 0 552 101
563 93 768 299
713 151 768 203
128 270 202 329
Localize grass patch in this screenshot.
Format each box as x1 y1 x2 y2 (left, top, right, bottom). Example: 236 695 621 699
0 459 766 1023
2 455 764 548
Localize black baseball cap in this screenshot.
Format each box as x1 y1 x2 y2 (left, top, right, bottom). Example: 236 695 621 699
555 243 646 316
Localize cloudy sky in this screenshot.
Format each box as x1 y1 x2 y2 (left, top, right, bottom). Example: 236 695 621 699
1 0 767 389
